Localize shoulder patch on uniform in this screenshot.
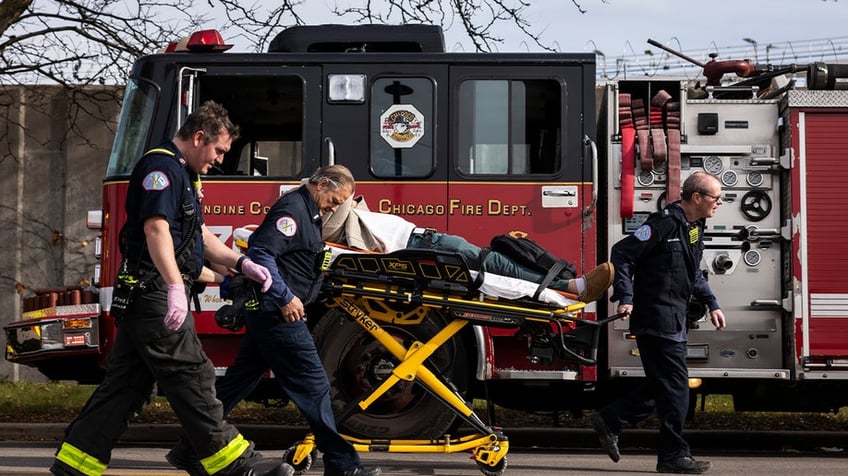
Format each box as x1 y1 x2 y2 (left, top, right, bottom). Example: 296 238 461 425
276 216 297 237
633 224 652 241
142 171 170 191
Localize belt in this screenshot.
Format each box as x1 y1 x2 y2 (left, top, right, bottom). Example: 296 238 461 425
411 227 437 248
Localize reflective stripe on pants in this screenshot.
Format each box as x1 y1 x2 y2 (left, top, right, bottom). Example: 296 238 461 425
201 433 250 475
56 442 107 476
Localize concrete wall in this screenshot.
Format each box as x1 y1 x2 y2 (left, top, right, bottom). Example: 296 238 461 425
0 85 122 381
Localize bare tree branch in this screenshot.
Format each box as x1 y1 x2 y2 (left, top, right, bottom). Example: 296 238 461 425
1 1 208 86
0 0 32 38
326 0 558 52
2 0 591 86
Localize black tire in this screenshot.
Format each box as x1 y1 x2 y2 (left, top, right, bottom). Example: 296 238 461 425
478 457 508 476
282 446 315 475
313 306 469 439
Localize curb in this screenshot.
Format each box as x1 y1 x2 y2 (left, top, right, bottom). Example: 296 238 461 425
2 423 846 454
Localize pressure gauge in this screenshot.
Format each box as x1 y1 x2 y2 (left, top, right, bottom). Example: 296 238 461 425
747 171 764 187
653 162 667 175
743 250 762 267
722 170 739 187
704 156 724 175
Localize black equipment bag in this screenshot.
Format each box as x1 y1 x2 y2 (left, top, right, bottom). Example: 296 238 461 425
489 234 577 299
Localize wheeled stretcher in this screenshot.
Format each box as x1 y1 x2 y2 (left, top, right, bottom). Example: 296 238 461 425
280 247 622 476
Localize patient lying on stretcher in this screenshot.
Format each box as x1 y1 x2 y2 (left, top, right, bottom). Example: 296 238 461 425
321 195 614 303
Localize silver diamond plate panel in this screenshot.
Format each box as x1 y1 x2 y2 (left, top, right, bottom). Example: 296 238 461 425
788 90 848 108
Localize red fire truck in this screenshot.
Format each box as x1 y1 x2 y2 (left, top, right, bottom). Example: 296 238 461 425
5 24 848 440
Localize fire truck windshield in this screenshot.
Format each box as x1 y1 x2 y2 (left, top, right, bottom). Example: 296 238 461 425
106 78 158 177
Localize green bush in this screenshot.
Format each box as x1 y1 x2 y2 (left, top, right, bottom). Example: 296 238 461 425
0 379 305 425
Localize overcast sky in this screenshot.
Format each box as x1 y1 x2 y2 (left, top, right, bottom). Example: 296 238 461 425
239 0 848 64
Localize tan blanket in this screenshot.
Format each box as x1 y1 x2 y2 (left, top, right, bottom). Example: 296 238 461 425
322 195 386 252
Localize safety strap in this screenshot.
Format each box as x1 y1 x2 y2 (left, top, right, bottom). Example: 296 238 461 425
619 93 635 218
533 260 569 301
146 147 175 156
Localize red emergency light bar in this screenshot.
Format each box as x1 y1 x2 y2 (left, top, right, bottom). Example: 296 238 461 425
163 29 233 53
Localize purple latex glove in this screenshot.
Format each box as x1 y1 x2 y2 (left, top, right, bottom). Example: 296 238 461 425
242 259 272 292
164 283 188 330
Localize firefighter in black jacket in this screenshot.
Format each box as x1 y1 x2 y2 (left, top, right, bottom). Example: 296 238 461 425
51 101 290 476
590 172 727 475
168 164 381 476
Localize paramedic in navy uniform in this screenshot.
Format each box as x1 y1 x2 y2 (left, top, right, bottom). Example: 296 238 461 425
589 172 727 475
169 164 381 476
51 101 292 476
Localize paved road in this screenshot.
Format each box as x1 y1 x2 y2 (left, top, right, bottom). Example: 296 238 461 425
2 424 846 475
2 441 847 475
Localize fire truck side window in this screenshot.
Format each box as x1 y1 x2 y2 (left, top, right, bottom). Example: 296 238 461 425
370 77 434 178
236 141 302 176
106 78 157 177
198 75 305 177
457 79 561 175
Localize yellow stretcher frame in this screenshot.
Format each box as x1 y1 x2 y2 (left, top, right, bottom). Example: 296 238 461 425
283 249 603 476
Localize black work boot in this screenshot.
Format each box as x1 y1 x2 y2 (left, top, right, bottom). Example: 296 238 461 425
656 456 711 474
165 438 206 476
220 446 294 476
590 411 621 463
49 460 86 476
327 466 382 476
243 459 295 476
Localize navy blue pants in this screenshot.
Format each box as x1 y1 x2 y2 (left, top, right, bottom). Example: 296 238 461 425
216 310 360 473
596 334 691 463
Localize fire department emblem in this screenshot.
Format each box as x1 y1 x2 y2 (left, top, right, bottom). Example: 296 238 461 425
276 216 297 237
634 224 652 241
142 171 170 191
380 104 424 149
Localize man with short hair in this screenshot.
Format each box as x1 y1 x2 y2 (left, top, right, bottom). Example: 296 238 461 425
51 101 291 476
590 171 727 474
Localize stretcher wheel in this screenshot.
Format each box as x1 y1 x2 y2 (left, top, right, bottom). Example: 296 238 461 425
281 446 316 475
477 457 508 476
314 307 469 439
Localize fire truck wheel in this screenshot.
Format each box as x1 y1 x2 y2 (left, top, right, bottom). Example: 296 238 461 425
313 307 470 439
